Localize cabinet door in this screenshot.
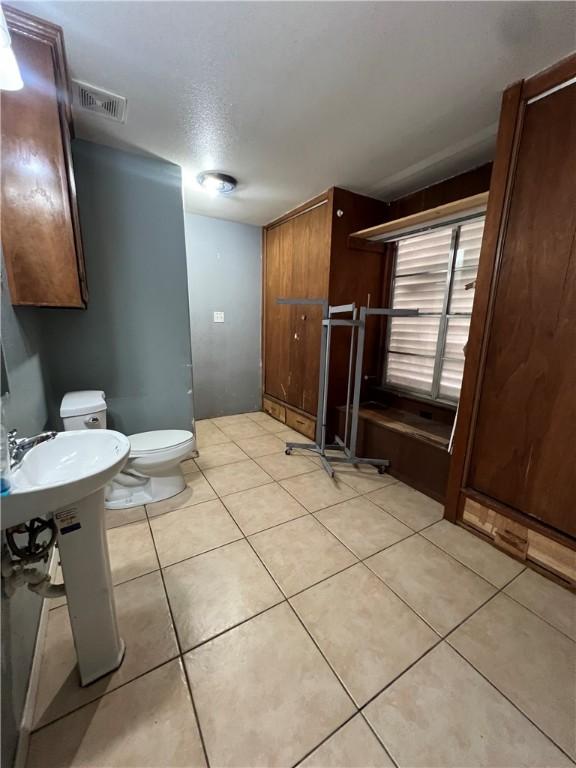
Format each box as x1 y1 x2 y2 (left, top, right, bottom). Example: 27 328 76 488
290 202 330 413
468 80 576 536
264 222 294 405
1 16 87 307
264 201 330 415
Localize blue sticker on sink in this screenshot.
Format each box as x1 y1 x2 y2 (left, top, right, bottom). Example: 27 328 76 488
60 523 81 534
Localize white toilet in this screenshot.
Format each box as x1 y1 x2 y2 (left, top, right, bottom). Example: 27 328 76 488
60 391 195 509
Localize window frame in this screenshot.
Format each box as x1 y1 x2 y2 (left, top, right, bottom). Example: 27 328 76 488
382 214 484 406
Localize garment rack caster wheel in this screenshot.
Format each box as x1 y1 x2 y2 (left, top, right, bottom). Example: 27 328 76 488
285 448 292 455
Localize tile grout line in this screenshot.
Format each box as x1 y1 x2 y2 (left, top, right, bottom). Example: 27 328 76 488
163 444 567 662
291 707 401 768
199 426 576 761
359 711 401 768
243 539 365 760
176 445 576 765
491 581 576 644
26 428 491 755
447 642 576 764
350 499 576 641
311 507 417 562
28 655 182 737
203 439 416 766
143 511 212 768
37 424 566 763
177 595 288 656
39 421 565 767
302 483 534 636
358 565 526 715
409 530 518 592
197 457 375 765
196 442 479 650
34 460 320 741
383 524 574 644
358 564 576 762
46 564 162 613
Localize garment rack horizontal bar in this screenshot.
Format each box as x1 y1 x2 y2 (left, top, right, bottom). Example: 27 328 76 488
329 303 356 314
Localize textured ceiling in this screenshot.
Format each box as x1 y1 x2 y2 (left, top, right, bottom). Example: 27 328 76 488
11 1 576 225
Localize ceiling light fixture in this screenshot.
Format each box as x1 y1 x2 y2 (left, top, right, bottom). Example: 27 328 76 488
197 171 237 196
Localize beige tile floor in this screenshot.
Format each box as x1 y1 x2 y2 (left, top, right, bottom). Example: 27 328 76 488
29 412 576 768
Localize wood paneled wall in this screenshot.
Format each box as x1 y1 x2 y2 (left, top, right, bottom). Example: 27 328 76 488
446 53 576 557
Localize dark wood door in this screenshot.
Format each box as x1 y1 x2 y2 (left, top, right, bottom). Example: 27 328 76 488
264 202 330 415
468 81 576 537
264 222 293 405
1 12 86 307
290 202 330 414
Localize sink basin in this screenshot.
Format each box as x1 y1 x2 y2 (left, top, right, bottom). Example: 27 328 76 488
1 430 130 530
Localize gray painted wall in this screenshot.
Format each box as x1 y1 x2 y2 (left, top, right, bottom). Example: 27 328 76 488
39 140 194 434
1 271 48 436
185 213 261 419
1 257 48 768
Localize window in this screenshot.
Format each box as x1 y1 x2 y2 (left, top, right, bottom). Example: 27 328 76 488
384 217 485 402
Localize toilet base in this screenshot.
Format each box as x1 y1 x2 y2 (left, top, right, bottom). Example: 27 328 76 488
105 466 186 510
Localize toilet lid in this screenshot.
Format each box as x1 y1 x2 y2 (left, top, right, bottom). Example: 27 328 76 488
128 430 194 456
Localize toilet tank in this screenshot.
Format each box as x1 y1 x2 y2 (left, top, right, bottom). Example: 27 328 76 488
60 390 107 430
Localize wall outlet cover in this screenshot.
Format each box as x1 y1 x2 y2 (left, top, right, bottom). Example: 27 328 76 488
213 311 225 323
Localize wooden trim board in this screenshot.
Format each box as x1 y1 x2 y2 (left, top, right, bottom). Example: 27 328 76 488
265 191 329 230
462 497 576 587
444 82 524 523
351 192 489 242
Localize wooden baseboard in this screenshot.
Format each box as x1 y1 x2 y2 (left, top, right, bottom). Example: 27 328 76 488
463 498 576 587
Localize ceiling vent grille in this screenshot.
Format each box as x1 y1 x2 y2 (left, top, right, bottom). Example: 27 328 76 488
72 80 127 123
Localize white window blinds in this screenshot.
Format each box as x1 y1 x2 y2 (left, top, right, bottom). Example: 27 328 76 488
384 217 485 402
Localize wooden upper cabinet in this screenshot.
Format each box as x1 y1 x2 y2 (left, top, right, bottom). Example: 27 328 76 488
1 7 87 308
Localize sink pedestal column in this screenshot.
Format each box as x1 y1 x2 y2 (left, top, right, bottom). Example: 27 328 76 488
55 488 125 686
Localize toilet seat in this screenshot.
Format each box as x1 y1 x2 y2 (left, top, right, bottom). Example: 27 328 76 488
126 429 194 473
129 429 194 457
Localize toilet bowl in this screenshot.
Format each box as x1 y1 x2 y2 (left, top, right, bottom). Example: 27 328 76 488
60 391 195 510
105 429 194 509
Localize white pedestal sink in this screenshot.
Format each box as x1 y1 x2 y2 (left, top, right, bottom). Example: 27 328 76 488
1 430 131 686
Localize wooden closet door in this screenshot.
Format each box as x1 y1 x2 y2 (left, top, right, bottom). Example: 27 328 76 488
264 222 294 404
290 202 330 414
264 202 330 415
468 81 576 536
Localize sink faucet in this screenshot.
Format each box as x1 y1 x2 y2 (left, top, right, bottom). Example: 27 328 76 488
8 429 58 469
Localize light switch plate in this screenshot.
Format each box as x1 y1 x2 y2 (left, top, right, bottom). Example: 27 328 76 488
213 311 225 323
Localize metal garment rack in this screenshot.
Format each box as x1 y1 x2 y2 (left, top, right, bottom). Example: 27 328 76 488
277 298 419 477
